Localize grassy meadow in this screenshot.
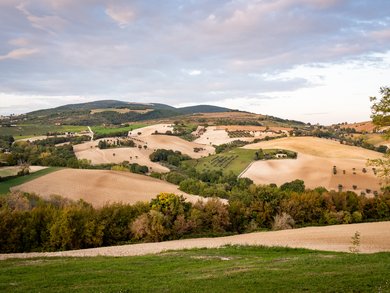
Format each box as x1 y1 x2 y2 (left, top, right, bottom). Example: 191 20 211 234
0 246 389 292
91 123 147 136
0 125 88 140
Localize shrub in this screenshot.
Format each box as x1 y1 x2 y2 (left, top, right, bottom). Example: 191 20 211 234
272 213 295 230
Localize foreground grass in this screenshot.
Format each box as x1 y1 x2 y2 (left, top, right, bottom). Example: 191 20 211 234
0 246 389 292
0 167 61 194
91 123 147 136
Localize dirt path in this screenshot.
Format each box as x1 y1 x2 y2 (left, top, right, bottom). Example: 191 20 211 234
1 222 389 260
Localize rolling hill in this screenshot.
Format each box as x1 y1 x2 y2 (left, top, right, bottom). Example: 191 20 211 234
24 100 232 126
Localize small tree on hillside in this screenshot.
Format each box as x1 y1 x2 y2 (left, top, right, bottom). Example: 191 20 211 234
369 86 390 186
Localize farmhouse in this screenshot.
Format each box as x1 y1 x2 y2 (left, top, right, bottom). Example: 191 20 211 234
275 153 288 158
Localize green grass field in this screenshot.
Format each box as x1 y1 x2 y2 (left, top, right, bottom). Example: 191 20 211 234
0 125 88 140
0 246 389 292
186 148 294 175
0 167 61 194
91 124 147 136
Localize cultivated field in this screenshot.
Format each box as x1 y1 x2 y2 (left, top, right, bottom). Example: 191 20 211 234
10 169 210 207
243 136 383 159
194 126 287 146
242 137 383 193
340 121 377 133
216 125 292 132
130 124 214 158
73 139 169 173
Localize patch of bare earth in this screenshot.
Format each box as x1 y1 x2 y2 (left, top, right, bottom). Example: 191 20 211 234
129 124 214 158
73 139 169 173
1 222 389 259
241 137 383 193
10 169 209 207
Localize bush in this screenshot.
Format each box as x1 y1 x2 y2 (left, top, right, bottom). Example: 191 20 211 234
272 213 295 230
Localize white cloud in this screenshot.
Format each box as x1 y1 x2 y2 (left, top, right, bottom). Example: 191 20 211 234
184 69 202 76
105 5 135 28
0 48 39 61
16 2 67 34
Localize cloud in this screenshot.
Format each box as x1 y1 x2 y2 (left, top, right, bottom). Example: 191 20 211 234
0 0 389 123
8 38 30 47
16 2 68 34
105 4 135 28
0 48 39 61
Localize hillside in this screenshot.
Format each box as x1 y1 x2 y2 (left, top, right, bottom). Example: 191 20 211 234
24 100 231 126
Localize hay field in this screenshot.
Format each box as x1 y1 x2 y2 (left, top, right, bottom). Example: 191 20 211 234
73 140 169 173
241 137 383 193
11 169 210 207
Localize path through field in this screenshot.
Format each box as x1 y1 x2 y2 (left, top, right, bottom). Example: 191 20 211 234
1 222 389 260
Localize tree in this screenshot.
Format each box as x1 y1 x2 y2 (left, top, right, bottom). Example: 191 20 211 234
369 86 390 186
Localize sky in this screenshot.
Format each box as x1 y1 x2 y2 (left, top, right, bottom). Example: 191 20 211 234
0 0 390 125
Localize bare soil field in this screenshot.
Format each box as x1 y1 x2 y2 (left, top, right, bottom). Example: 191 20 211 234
1 221 389 259
10 169 209 207
216 125 292 132
73 139 169 173
241 137 383 193
129 124 214 158
194 126 272 146
243 137 383 159
340 121 376 133
128 124 174 137
242 154 380 193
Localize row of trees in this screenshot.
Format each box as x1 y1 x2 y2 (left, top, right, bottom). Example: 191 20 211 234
97 139 136 149
149 149 191 167
1 188 389 253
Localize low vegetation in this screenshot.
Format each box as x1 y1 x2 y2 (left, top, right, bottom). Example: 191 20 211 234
97 138 136 149
91 123 146 139
0 124 87 140
1 246 390 292
1 184 389 253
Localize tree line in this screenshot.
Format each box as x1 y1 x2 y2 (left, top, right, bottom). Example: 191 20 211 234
1 185 389 253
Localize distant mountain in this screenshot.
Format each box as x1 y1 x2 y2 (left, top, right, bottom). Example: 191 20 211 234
25 100 233 125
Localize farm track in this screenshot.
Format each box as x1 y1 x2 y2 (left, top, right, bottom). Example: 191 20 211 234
1 222 389 260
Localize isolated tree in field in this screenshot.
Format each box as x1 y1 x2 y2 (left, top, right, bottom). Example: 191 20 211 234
369 86 390 186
